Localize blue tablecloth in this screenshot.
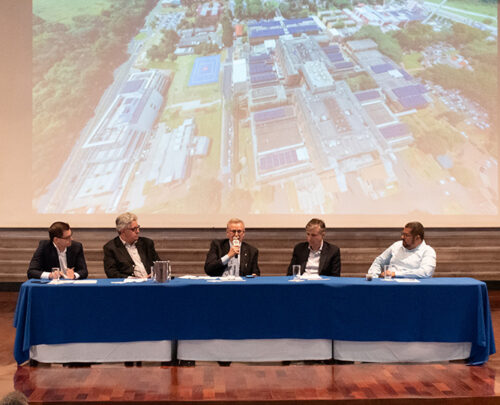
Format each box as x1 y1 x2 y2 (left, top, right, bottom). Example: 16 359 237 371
14 277 495 365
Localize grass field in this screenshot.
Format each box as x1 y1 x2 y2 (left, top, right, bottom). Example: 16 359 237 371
34 0 112 24
402 53 423 70
425 0 498 18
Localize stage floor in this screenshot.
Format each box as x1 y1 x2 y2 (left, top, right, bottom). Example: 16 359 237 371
2 291 500 404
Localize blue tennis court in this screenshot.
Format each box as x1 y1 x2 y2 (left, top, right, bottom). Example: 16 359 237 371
188 55 221 86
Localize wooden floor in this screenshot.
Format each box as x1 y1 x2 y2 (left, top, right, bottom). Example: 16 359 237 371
3 291 500 404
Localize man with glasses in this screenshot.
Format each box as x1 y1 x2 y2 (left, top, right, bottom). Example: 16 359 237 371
27 221 88 279
368 221 436 279
103 212 161 278
204 218 260 277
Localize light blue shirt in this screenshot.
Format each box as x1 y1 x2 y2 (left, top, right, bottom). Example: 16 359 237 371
368 240 436 278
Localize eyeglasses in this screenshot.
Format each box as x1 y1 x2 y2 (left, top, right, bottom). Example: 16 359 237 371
128 225 141 232
59 234 73 240
401 232 412 238
228 229 244 234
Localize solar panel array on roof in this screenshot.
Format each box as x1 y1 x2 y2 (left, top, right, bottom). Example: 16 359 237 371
398 69 412 80
323 45 340 53
248 20 281 28
355 90 380 102
259 149 298 172
249 63 273 74
250 72 278 85
403 9 425 21
392 84 427 98
122 79 144 94
398 94 428 109
249 54 271 64
254 107 287 122
334 61 354 69
284 17 314 24
287 25 319 34
328 52 344 62
249 28 285 38
379 123 410 139
371 63 393 74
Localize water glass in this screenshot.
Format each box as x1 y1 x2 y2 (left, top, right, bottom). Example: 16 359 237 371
51 267 60 280
383 264 393 280
292 265 301 280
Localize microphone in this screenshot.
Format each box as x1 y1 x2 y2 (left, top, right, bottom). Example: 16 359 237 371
233 238 240 259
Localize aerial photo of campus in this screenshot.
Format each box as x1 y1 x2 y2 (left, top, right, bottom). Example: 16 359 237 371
33 0 498 216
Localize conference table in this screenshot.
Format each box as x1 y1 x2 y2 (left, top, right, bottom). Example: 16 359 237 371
14 276 496 365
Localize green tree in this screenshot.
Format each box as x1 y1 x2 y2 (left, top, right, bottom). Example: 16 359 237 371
221 14 234 48
350 26 403 63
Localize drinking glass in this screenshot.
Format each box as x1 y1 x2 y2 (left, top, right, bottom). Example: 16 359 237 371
383 264 392 280
51 267 60 280
292 265 301 280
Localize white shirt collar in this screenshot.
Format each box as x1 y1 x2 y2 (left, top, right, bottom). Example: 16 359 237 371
308 240 324 253
53 242 67 254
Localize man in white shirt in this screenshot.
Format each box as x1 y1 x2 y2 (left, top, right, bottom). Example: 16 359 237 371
204 218 260 277
368 221 436 279
103 212 161 278
287 218 341 277
27 221 88 280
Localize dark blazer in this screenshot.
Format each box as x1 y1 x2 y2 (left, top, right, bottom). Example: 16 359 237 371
204 239 260 277
287 241 341 277
27 240 88 279
103 236 161 278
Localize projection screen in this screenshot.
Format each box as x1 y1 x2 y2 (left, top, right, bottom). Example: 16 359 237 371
0 0 498 227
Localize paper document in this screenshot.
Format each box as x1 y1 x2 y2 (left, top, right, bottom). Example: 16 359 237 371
48 280 74 285
394 278 420 283
299 274 326 280
207 277 245 282
111 278 148 284
179 275 213 279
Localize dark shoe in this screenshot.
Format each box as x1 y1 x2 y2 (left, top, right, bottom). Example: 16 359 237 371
218 361 231 367
64 362 91 368
178 360 195 367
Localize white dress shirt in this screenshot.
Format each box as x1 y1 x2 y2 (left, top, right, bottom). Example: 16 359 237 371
368 240 436 278
121 238 148 278
41 243 80 279
304 241 323 275
221 240 240 276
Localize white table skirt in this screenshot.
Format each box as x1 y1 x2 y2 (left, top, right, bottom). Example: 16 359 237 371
178 339 471 362
30 340 172 363
29 339 471 363
333 341 471 362
177 339 332 361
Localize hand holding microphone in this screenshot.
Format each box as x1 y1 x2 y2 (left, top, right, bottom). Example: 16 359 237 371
232 238 240 258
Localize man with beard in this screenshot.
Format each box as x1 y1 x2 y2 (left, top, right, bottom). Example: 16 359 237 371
368 221 436 279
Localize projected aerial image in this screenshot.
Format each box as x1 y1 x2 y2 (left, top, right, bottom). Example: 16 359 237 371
33 0 498 216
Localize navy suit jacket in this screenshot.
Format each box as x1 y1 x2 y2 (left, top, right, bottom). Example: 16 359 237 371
204 239 260 277
103 236 161 278
27 240 88 279
287 241 341 277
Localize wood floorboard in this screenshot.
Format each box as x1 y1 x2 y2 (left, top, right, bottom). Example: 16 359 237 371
3 291 500 404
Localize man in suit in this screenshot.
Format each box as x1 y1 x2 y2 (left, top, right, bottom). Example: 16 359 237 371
103 212 161 278
204 218 260 277
27 221 88 280
287 218 341 277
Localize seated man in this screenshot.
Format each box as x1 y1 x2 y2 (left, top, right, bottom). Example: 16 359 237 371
27 221 88 280
287 218 341 277
204 218 260 277
368 221 436 278
103 212 161 278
